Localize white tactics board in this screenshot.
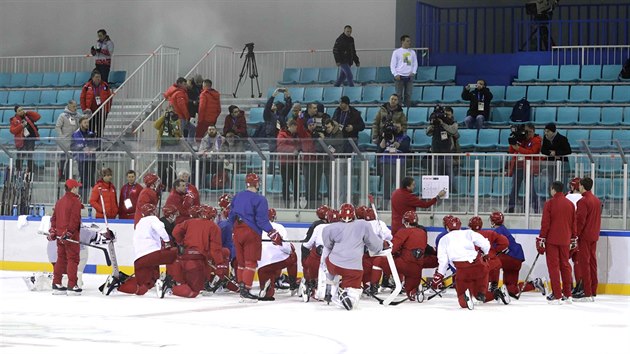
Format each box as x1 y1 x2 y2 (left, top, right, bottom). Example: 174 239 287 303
421 175 449 199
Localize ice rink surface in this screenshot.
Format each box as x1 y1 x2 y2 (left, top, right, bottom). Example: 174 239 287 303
1 271 629 354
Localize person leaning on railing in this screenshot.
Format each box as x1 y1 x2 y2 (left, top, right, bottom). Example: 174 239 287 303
426 106 459 184
506 122 542 213
9 105 41 173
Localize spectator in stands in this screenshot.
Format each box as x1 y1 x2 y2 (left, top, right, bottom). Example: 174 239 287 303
118 170 143 219
390 34 418 107
223 105 248 139
321 116 345 203
289 103 302 121
185 77 202 142
163 77 191 138
9 105 41 173
80 70 112 138
333 25 360 87
276 119 300 208
90 29 114 83
372 93 407 144
55 100 81 180
541 123 572 187
426 106 459 177
90 167 119 219
332 95 365 153
220 129 245 153
462 79 493 130
71 116 97 200
262 88 293 175
198 125 224 179
154 105 183 190
297 117 321 208
196 79 221 142
506 123 542 213
378 121 411 208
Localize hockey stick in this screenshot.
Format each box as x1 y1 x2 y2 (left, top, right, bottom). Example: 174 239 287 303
515 253 541 299
63 237 112 266
427 280 455 301
371 292 409 305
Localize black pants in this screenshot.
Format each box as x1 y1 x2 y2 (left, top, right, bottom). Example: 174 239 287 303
78 159 96 202
303 160 323 208
89 110 108 138
280 162 298 208
16 140 35 172
95 64 111 83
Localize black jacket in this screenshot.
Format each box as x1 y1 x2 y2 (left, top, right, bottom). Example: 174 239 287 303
333 33 360 66
541 132 572 162
332 106 365 139
462 87 493 118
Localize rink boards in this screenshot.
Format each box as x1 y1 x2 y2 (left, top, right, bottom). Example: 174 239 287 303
0 217 628 295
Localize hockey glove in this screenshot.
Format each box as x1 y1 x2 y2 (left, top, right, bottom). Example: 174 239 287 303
431 272 444 290
47 228 56 241
215 264 228 277
268 229 283 246
569 237 578 256
536 237 546 255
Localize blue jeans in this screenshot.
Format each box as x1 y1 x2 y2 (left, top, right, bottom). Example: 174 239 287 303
334 64 354 87
395 77 414 107
464 114 485 129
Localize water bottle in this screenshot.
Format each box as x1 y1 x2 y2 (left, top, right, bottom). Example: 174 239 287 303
34 205 40 217
39 204 45 217
29 204 35 216
12 205 18 216
87 205 93 218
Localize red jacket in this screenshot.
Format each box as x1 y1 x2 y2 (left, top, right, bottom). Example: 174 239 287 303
164 85 190 120
540 192 576 246
134 188 158 227
276 128 299 163
391 188 438 235
198 88 221 126
118 182 143 219
9 111 41 148
223 112 248 138
173 218 223 264
508 135 542 177
296 116 318 161
392 227 428 265
477 230 509 257
80 80 112 113
576 191 602 242
89 179 119 219
165 190 195 224
186 183 200 206
51 192 83 240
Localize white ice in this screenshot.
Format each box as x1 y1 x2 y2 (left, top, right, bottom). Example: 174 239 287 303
1 270 629 354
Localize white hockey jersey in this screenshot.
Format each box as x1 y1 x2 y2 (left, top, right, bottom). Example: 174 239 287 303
259 221 291 268
133 215 170 261
368 219 392 241
437 229 490 275
303 223 329 250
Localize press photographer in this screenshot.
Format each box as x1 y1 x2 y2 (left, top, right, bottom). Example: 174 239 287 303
506 122 542 213
378 121 411 208
372 93 407 144
426 105 459 176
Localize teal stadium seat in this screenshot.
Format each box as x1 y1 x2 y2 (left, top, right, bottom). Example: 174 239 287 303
322 87 342 104
504 86 527 103
8 73 27 88
607 179 630 200
7 91 25 105
452 107 468 124
41 72 59 87
39 91 58 106
375 67 394 83
489 107 512 125
469 176 493 197
354 107 367 120
422 86 443 103
416 66 436 82
74 72 92 86
546 85 569 103
409 86 423 105
411 129 431 149
441 86 463 103
342 86 362 103
488 85 505 103
297 68 319 84
109 71 126 86
600 65 620 81
497 129 512 150
612 130 630 149
22 91 41 106
612 86 630 103
356 67 377 84
358 130 375 151
26 73 43 87
458 129 478 150
566 129 589 150
623 108 630 126
406 107 428 126
72 90 81 103
0 73 11 88
476 129 499 150
597 158 623 175
594 178 612 200
490 176 512 198
589 130 612 149
57 72 75 87
526 85 547 103
0 91 8 106
278 68 300 85
558 65 580 82
433 66 456 83
452 176 470 197
568 86 590 103
580 65 601 82
382 86 396 101
534 107 557 125
591 85 613 103
360 86 382 104
514 65 538 82
365 107 380 125
317 67 338 84
303 87 323 103
55 90 75 105
556 107 578 125
484 155 504 172
537 65 559 82
578 107 601 125
266 175 282 194
287 87 304 102
37 109 55 125
600 107 623 126
248 107 264 125
325 107 336 117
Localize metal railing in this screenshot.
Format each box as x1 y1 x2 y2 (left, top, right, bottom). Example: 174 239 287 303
551 45 630 66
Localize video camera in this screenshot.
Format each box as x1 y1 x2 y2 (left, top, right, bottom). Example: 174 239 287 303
382 121 396 141
526 0 558 18
508 124 528 145
430 105 447 126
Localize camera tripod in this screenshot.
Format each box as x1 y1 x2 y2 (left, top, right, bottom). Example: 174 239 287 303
520 14 556 51
233 43 262 98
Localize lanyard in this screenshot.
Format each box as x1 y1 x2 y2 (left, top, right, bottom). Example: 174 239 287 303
477 91 484 102
340 110 348 127
124 183 135 200
93 82 101 97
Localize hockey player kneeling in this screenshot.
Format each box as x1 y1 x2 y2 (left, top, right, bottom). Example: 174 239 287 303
321 203 386 311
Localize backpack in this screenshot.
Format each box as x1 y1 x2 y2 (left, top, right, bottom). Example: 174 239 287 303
510 98 531 123
620 58 630 79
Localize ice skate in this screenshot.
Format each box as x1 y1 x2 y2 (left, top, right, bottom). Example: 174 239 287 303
561 296 573 305
239 283 259 303
494 284 510 305
532 277 546 296
546 293 562 305
67 285 83 296
464 289 474 310
52 284 67 295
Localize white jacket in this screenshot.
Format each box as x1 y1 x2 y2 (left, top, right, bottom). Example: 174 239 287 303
390 47 418 77
133 215 170 261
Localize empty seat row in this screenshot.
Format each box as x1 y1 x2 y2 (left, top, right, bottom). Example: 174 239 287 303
0 89 81 107
278 66 456 85
522 85 630 103
488 106 630 126
514 64 625 83
0 71 126 89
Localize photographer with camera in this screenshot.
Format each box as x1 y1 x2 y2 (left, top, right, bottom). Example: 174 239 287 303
426 106 459 177
378 121 411 208
372 93 407 144
332 96 365 153
154 105 183 190
506 123 542 213
262 88 293 175
541 123 572 187
461 79 493 130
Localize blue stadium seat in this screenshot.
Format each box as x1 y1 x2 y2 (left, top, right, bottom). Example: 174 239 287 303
382 86 396 101
409 86 423 104
325 107 336 117
246 154 264 171
504 86 527 103
356 67 377 84
26 73 43 87
476 129 499 150
589 130 612 149
489 107 512 125
490 176 512 198
452 176 470 197
368 176 382 196
407 107 428 126
597 158 624 175
287 87 304 102
297 68 319 84
22 90 41 106
452 107 468 125
37 109 55 125
342 86 362 103
0 73 10 88
590 85 613 103
40 72 59 87
421 86 443 103
607 179 630 200
303 87 324 103
441 86 463 103
594 178 612 200
488 85 505 103
537 65 559 82
546 85 569 103
265 175 282 194
624 107 630 126
600 107 624 126
248 107 264 125
7 91 25 105
526 85 547 103
483 155 504 172
433 66 456 83
57 72 76 87
360 86 382 104
514 65 538 82
612 85 630 103
566 129 589 150
8 73 27 88
580 65 601 82
72 90 81 103
0 127 13 144
416 66 436 82
375 67 394 83
53 109 65 122
232 174 246 193
534 107 557 125
321 87 342 104
411 129 431 149
558 65 580 82
365 107 381 125
612 130 630 149
74 72 91 86
317 67 338 84
469 176 493 197
108 71 126 86
578 107 601 125
600 65 620 81
55 90 75 105
458 129 478 150
36 128 52 145
0 91 8 105
568 85 590 103
556 107 578 125
278 68 300 85
358 130 376 151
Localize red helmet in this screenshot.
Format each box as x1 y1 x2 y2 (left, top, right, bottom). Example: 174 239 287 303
189 205 202 218
326 209 340 223
442 214 454 228
402 211 418 226
218 193 231 209
339 203 355 223
246 173 260 188
446 217 462 231
468 216 483 231
222 207 230 219
569 177 581 192
355 206 368 219
162 204 179 218
143 173 159 187
140 203 157 217
316 205 330 220
268 208 277 222
364 208 376 221
198 205 217 220
489 211 504 226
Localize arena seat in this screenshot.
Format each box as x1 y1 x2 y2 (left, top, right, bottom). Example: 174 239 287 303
303 87 323 103
452 107 468 124
421 86 442 103
589 130 612 149
354 107 367 120
8 73 27 88
567 129 589 150
600 65 620 81
278 68 300 85
556 107 579 125
416 66 436 82
612 130 630 149
22 90 41 106
411 129 431 149
360 86 382 104
375 67 394 83
537 65 559 82
248 107 264 125
623 108 630 126
7 91 25 105
382 86 396 100
406 107 428 126
342 86 362 103
321 87 342 104
458 129 478 150
39 90 58 106
452 176 470 197
490 175 512 198
74 72 92 86
497 128 512 150
568 85 591 103
546 85 569 103
504 86 526 103
365 107 380 124
600 107 624 126
612 85 630 103
488 107 512 125
40 72 59 87
25 73 43 87
580 65 601 82
297 68 319 85
57 72 76 87
483 155 504 172
37 109 56 126
55 90 75 106
558 65 580 82
0 73 10 88
433 66 456 83
526 85 547 103
533 107 557 125
287 87 304 102
608 179 630 200
441 86 463 103
355 67 377 84
409 86 424 105
578 107 601 125
476 129 499 150
317 67 338 84
488 85 505 103
469 176 493 197
591 85 613 103
0 92 8 106
514 65 538 83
